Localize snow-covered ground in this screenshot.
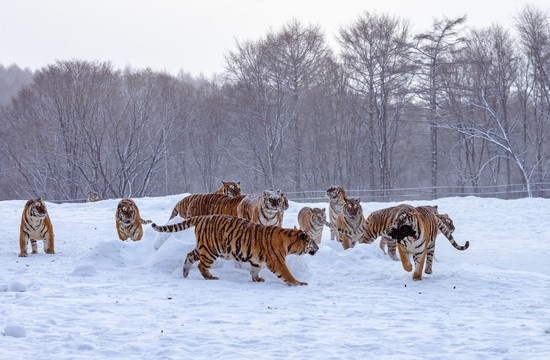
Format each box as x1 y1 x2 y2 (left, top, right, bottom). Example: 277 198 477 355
1 194 549 359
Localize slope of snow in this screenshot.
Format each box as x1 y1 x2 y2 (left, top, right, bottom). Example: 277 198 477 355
1 195 549 359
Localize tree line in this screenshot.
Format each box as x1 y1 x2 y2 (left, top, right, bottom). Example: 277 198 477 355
1 6 549 201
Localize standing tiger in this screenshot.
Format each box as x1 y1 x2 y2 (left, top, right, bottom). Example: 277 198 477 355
297 207 329 244
326 185 347 241
391 205 469 280
335 197 366 249
168 181 242 220
19 198 54 257
115 199 152 241
151 215 318 286
237 190 285 227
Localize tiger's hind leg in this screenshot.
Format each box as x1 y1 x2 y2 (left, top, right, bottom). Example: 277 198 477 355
183 248 200 278
330 227 335 241
412 248 428 281
424 239 435 274
249 263 265 282
44 232 55 254
197 248 219 280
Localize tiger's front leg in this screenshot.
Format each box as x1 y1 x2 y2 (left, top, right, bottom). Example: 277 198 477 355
267 261 307 286
44 232 55 254
424 239 435 274
19 234 29 257
397 243 413 272
249 263 265 282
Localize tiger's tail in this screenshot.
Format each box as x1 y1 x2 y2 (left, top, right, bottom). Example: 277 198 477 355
152 217 201 233
437 218 469 250
141 218 152 225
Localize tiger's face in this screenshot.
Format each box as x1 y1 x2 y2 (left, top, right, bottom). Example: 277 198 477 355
289 231 319 256
342 198 362 222
326 186 345 201
117 200 137 223
311 208 327 226
262 190 281 211
392 205 418 240
222 181 241 197
27 199 47 219
277 190 289 211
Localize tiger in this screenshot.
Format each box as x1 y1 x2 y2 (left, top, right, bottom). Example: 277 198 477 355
326 185 347 241
297 207 329 245
277 190 289 227
168 181 242 220
19 198 55 257
186 193 247 218
151 214 319 286
115 199 152 241
237 190 285 227
335 197 366 249
376 205 442 261
86 191 106 202
390 205 469 280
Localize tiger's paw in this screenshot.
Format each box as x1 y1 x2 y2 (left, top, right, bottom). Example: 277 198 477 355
412 274 423 281
45 249 55 254
252 277 265 282
424 268 432 274
18 252 28 257
287 281 308 286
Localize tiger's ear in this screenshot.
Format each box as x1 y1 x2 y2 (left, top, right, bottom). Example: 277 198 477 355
299 232 308 240
263 190 270 196
434 205 438 210
222 181 227 185
26 199 33 206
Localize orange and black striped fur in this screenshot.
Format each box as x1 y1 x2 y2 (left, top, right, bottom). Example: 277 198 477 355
391 205 469 280
151 215 319 286
168 181 242 220
326 185 347 240
375 205 439 261
186 193 247 218
19 198 54 257
115 199 151 241
298 207 329 244
237 190 285 227
336 198 366 249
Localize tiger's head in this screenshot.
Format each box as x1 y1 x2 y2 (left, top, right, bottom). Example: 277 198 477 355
437 213 455 233
221 181 242 197
311 207 327 226
288 230 319 256
342 198 363 222
117 199 137 224
262 190 282 211
277 189 289 211
326 185 346 202
392 205 418 241
26 198 48 219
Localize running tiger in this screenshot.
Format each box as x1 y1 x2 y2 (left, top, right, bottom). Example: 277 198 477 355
237 190 285 227
19 198 55 257
115 199 152 241
151 215 319 285
336 197 366 249
298 207 329 244
168 181 242 220
326 185 347 241
391 205 469 280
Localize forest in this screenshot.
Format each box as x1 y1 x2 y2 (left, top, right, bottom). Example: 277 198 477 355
0 6 549 202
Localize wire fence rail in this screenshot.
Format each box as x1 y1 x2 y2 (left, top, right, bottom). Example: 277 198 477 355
39 182 550 204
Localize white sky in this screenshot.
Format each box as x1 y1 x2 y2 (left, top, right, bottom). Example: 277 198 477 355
1 0 548 77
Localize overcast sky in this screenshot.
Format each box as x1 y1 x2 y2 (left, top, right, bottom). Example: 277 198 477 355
1 0 548 77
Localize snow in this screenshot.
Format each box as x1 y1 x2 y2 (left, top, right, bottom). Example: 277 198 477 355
1 194 549 359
